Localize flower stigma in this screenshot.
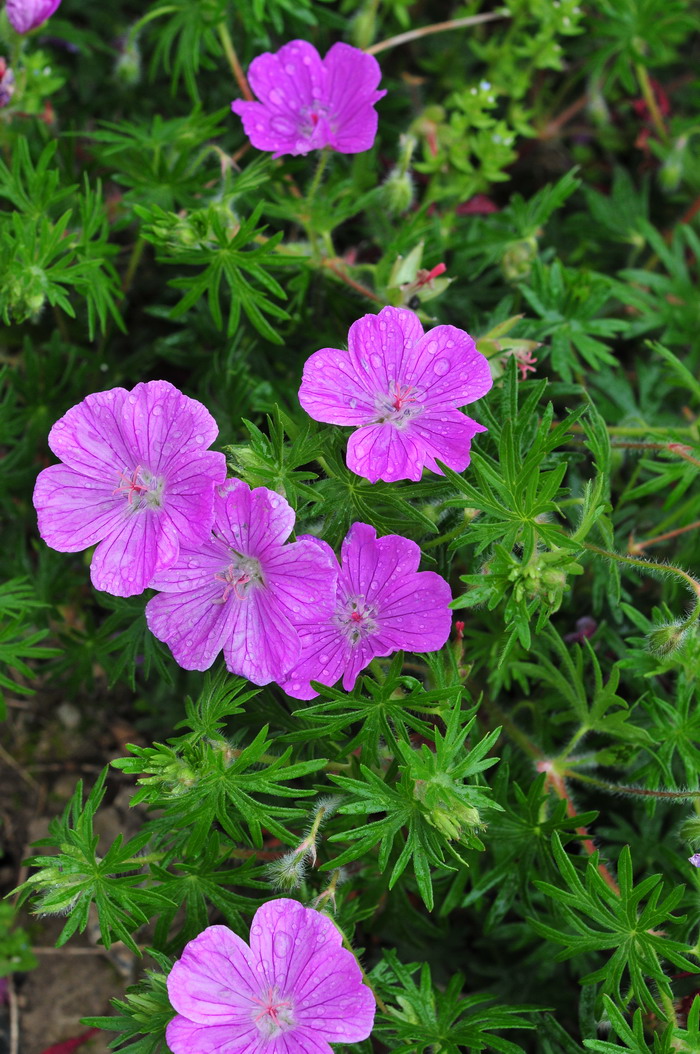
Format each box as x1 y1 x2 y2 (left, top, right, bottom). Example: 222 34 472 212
114 466 165 511
251 986 296 1038
213 553 264 604
337 595 378 644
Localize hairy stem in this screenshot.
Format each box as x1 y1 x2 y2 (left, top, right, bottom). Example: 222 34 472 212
366 12 508 56
218 22 252 101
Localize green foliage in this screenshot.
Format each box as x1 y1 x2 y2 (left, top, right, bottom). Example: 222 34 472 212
532 835 697 1012
328 704 500 909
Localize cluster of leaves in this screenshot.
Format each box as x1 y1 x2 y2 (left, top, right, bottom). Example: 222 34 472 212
2 0 700 1051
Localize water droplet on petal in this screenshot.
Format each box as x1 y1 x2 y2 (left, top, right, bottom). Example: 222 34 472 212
433 358 450 376
426 340 438 354
370 353 382 368
285 63 295 74
269 89 282 104
349 398 357 409
152 404 163 417
273 931 293 957
195 435 204 445
128 394 137 404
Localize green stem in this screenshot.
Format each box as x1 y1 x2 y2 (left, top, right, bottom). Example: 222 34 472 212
122 236 146 296
365 11 508 56
582 543 700 603
565 769 700 800
218 22 252 100
306 148 330 209
634 62 667 141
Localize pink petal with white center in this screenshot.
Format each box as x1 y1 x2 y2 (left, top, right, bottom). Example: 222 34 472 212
263 538 337 625
33 464 126 552
166 1018 262 1054
341 521 420 590
249 900 375 1043
323 43 385 154
90 508 179 597
220 587 301 685
118 380 220 475
405 410 487 474
47 387 133 477
298 348 375 426
233 41 327 157
216 481 295 559
347 307 425 397
347 421 425 482
167 925 258 1025
407 324 493 411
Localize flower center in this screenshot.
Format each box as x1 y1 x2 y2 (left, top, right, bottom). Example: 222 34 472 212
374 382 422 429
251 986 295 1039
299 100 334 138
213 553 264 604
337 595 379 645
114 465 165 511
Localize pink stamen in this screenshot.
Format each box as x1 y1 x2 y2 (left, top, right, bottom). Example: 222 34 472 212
391 382 417 411
350 611 363 623
214 567 251 604
114 466 148 506
251 987 293 1027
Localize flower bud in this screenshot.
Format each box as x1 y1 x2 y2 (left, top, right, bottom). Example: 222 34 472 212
114 35 142 87
646 622 688 657
658 136 687 194
501 236 538 282
6 0 62 35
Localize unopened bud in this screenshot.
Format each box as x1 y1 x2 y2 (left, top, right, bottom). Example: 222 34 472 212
646 622 688 657
659 137 687 194
114 34 142 87
501 236 538 282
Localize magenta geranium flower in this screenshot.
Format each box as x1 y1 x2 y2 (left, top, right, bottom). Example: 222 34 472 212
166 899 375 1054
33 381 227 598
280 523 452 700
298 306 493 483
6 0 62 33
231 39 385 158
145 479 337 685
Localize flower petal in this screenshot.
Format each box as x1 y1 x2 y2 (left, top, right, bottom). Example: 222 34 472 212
145 568 232 671
217 481 295 559
263 538 337 624
90 508 179 596
34 464 125 552
323 43 385 154
221 587 301 685
347 307 425 397
166 1018 261 1054
404 410 487 474
167 925 258 1025
298 348 374 425
346 422 425 482
118 380 221 475
47 387 132 477
409 324 493 410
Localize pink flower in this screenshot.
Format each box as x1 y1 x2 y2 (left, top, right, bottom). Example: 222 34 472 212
145 480 337 685
281 523 452 700
298 306 493 483
231 40 385 158
689 853 700 868
33 381 227 598
166 899 376 1054
6 0 62 34
0 58 15 107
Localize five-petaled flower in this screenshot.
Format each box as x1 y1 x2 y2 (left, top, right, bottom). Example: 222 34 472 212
33 381 227 597
6 0 62 34
231 39 386 158
299 305 493 483
281 522 452 699
145 479 337 685
166 899 376 1054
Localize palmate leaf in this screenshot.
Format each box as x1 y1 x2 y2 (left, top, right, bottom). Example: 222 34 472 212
373 950 538 1054
284 652 463 762
139 202 289 342
114 723 327 854
14 771 175 954
531 834 698 1012
328 705 501 909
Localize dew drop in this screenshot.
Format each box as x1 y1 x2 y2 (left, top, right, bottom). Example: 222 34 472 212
128 394 137 404
302 54 312 65
433 358 450 376
370 353 382 368
185 639 194 647
273 931 293 957
285 63 295 74
446 339 454 348
152 404 163 417
188 560 199 569
360 358 369 370
195 435 204 445
426 340 438 354
269 89 282 104
349 398 357 409
319 653 328 662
